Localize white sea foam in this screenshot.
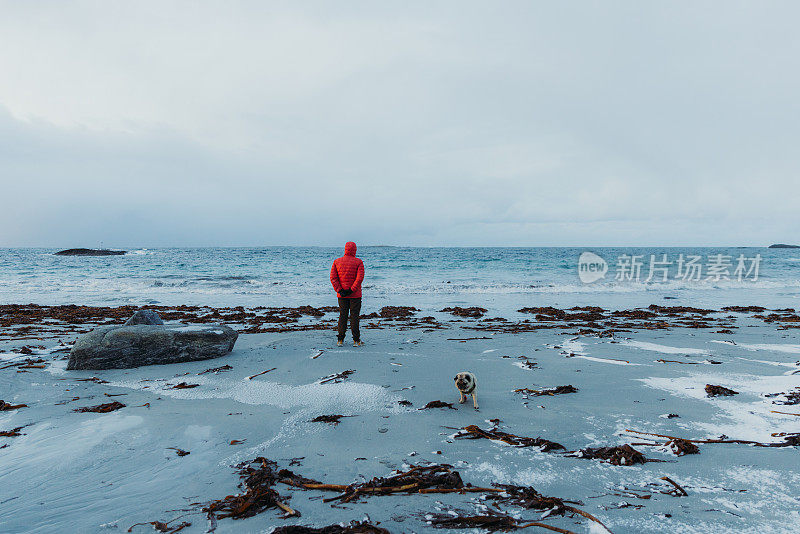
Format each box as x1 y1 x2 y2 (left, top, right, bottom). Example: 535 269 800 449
574 355 643 366
640 372 800 442
107 375 400 414
622 340 709 355
711 340 800 354
560 338 588 355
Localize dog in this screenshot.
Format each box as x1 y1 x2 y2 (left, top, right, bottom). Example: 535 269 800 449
454 372 479 410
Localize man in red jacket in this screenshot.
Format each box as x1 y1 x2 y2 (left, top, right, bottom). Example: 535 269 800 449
330 241 365 346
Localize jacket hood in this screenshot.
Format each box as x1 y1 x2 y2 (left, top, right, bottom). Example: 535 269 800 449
344 242 357 256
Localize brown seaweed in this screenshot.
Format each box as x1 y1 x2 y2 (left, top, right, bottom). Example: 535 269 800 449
378 306 419 318
455 425 565 452
169 382 199 389
310 415 347 425
74 401 126 413
198 365 233 375
203 457 298 520
428 513 578 533
705 384 738 397
271 521 390 534
626 428 800 448
513 385 578 396
127 520 191 533
766 388 800 405
0 426 26 437
575 444 647 466
319 370 355 384
419 400 457 410
667 439 700 456
440 307 487 318
322 464 476 504
0 400 27 411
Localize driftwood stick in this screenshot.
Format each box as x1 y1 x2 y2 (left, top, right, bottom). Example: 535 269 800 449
660 476 688 497
418 487 504 494
770 410 800 416
656 359 699 365
625 428 762 446
281 481 349 491
275 500 299 517
246 368 276 380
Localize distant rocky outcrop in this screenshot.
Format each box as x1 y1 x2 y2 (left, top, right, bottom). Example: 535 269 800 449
55 248 127 256
768 244 800 249
67 311 237 370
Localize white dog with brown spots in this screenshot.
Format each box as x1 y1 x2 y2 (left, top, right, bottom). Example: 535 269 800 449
454 372 478 410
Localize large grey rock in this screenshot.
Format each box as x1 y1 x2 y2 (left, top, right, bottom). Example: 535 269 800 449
125 310 164 326
67 323 238 370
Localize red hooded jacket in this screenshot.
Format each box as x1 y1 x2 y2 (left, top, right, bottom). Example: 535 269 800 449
330 242 364 298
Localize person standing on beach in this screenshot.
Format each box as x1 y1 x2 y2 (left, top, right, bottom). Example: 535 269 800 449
330 241 365 347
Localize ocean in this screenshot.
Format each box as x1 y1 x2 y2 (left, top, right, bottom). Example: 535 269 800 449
1 246 798 311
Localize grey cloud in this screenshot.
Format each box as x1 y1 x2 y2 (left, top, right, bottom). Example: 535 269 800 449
0 1 798 246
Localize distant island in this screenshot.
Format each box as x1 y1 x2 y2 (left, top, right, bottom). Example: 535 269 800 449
54 248 127 256
768 244 800 249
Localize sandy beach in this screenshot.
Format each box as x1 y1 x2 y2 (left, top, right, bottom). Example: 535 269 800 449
1 303 798 533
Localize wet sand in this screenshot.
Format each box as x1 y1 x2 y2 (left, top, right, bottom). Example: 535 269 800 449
1 304 799 533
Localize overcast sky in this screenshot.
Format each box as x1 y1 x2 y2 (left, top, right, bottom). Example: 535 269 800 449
1 1 798 247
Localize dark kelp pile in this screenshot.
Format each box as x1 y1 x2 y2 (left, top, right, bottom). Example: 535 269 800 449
0 426 26 437
427 490 612 533
766 388 800 405
203 457 299 521
321 464 476 504
420 400 457 410
487 484 612 532
513 385 578 397
440 307 487 318
626 428 800 448
135 459 612 533
310 415 347 425
169 382 199 389
705 384 739 397
455 424 565 452
271 521 390 534
462 304 754 335
0 400 27 411
319 370 356 384
198 364 233 375
667 439 700 456
73 401 126 413
574 445 648 466
428 513 565 532
1 302 793 341
127 520 192 533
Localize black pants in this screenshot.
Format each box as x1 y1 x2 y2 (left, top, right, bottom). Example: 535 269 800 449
337 298 362 342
